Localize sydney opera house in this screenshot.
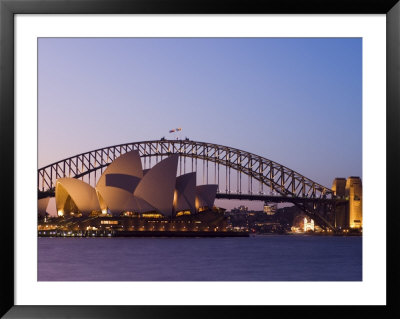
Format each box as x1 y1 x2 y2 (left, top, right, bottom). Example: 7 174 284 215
55 150 217 218
38 151 239 236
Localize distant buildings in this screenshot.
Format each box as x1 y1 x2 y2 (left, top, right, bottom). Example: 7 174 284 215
263 204 277 215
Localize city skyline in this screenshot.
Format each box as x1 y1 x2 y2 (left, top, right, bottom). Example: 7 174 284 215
38 37 362 211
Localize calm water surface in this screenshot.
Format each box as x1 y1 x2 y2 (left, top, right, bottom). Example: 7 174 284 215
38 235 362 281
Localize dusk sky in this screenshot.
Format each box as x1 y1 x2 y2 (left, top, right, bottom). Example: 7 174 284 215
38 38 362 211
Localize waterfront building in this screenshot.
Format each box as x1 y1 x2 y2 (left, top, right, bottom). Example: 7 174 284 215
54 150 218 218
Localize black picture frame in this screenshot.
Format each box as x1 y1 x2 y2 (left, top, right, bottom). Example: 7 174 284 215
1 0 399 318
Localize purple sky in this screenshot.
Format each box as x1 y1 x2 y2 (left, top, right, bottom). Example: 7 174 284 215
38 38 362 211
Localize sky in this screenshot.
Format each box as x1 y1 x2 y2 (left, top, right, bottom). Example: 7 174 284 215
38 38 362 211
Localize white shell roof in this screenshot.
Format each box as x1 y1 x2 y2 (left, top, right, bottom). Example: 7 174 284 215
174 172 196 213
97 150 143 192
104 174 141 193
196 184 218 209
96 186 155 215
134 155 178 216
38 197 50 216
54 152 220 218
56 178 100 215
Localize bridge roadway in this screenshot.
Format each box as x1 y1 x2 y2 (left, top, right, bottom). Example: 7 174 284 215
39 188 347 206
215 192 348 205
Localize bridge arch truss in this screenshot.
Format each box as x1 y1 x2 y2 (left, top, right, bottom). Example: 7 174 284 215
38 139 337 229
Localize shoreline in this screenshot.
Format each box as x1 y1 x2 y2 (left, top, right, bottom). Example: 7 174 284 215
251 232 362 237
38 230 250 238
38 230 361 238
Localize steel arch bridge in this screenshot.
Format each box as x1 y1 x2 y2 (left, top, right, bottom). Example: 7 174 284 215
38 139 340 230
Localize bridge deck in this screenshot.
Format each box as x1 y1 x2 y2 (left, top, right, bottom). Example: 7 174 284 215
215 192 347 204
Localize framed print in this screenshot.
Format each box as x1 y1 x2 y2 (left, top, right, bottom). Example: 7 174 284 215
1 0 399 318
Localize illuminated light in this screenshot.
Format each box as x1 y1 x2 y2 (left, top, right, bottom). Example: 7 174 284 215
142 213 163 218
101 220 118 225
303 217 315 232
176 210 191 217
57 210 64 217
173 190 178 207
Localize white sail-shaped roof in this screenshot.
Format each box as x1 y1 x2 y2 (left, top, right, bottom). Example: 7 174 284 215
104 174 141 193
97 150 143 192
195 185 218 210
96 186 155 216
134 155 178 216
38 197 50 217
56 178 100 216
134 196 158 213
53 152 221 218
174 172 196 213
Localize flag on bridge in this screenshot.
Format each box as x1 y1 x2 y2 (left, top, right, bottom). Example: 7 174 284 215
176 128 182 131
169 129 176 133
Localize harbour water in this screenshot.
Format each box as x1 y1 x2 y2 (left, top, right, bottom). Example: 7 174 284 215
38 235 362 281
